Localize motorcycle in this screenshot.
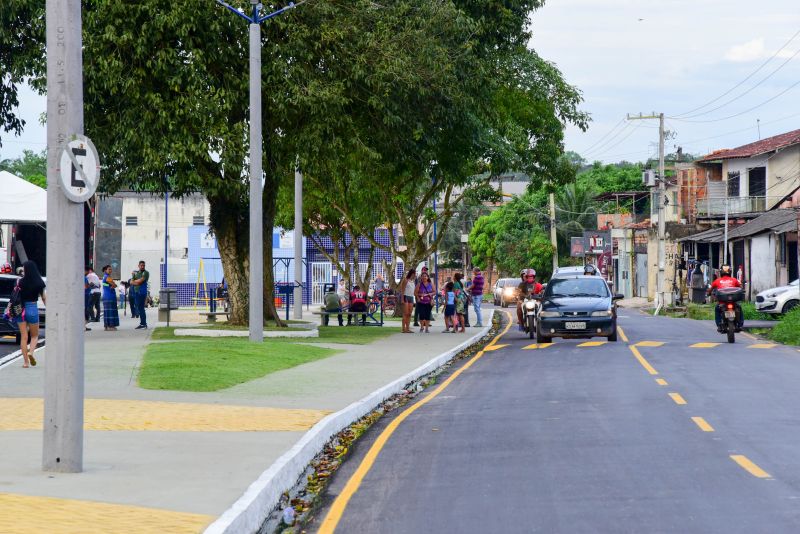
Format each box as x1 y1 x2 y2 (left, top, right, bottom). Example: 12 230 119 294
521 294 540 339
715 287 744 344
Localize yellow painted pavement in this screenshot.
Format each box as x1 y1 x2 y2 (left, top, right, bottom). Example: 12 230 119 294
730 455 771 478
522 343 554 350
690 342 720 348
655 378 668 386
577 341 607 347
0 492 213 533
482 344 509 352
691 416 714 432
747 344 777 349
0 398 330 432
635 341 665 347
669 392 687 405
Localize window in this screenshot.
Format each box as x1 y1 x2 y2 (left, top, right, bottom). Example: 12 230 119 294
727 171 740 196
192 215 205 226
125 216 138 226
748 167 766 197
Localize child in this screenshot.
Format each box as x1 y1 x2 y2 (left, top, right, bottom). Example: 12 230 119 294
443 282 457 333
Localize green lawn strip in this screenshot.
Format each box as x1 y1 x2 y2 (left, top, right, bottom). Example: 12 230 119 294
138 338 338 391
664 302 777 322
194 324 310 331
768 307 800 346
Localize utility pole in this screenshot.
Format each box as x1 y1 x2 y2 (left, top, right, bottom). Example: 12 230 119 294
214 0 301 341
293 163 303 319
44 0 85 472
627 112 666 311
549 192 558 272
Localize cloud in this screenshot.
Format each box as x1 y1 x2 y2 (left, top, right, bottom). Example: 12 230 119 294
724 38 767 62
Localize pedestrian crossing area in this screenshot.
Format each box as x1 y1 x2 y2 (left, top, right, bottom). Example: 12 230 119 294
514 340 785 350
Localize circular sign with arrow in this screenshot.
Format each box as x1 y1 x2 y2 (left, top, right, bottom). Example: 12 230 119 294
58 135 101 203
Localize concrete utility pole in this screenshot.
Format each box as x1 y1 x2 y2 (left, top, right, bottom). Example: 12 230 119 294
214 0 301 340
43 0 85 472
293 164 303 319
549 192 558 272
627 112 667 312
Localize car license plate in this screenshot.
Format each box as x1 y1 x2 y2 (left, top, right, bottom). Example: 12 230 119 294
565 321 586 330
724 311 736 319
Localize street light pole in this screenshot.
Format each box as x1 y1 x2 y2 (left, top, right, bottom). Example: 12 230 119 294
43 0 85 472
214 0 301 341
293 163 303 319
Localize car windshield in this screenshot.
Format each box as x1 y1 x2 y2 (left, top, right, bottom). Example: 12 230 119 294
546 277 609 298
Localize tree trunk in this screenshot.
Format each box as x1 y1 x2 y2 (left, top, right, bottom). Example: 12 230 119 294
486 258 495 289
209 195 249 325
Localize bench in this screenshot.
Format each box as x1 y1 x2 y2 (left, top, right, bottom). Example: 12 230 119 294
198 311 230 323
312 306 384 327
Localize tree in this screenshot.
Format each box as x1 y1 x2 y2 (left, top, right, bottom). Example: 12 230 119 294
0 0 45 148
0 149 47 187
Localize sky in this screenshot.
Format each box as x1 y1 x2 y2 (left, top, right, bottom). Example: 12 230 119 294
2 0 800 164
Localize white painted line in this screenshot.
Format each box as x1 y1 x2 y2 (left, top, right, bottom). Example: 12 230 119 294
205 320 494 534
0 341 45 371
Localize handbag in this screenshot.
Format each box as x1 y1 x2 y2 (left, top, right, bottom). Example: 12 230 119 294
7 280 23 318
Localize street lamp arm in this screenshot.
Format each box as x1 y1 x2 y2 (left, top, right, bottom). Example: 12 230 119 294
258 0 305 23
213 0 256 23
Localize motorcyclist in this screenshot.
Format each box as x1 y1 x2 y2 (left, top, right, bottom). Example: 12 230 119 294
517 268 543 329
707 264 743 332
583 263 598 276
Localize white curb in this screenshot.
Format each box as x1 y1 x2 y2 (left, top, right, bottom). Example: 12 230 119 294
204 320 494 534
174 328 319 338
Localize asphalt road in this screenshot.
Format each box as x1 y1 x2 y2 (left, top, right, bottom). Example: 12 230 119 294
0 330 44 359
311 308 800 533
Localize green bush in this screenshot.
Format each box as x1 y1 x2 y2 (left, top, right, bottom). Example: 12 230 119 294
741 301 777 321
686 303 713 320
769 307 800 346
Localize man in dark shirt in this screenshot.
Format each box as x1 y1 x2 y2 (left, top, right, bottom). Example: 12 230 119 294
130 260 150 329
471 268 485 327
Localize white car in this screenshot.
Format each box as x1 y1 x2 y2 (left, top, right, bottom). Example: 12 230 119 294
755 279 799 315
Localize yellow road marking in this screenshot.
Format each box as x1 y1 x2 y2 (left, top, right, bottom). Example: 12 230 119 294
0 492 213 533
522 343 553 350
691 416 714 432
629 345 658 375
748 343 776 349
690 342 720 348
0 399 329 432
617 326 629 343
635 341 665 347
483 344 509 352
730 455 771 478
741 332 757 340
669 392 687 405
577 341 607 347
318 312 514 533
655 378 668 386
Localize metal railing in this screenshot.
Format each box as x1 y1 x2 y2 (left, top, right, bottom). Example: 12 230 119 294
696 196 784 217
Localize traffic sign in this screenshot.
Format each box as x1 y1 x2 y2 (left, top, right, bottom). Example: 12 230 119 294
58 135 100 203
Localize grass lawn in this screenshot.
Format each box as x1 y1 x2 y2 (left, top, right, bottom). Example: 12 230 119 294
767 307 800 345
151 325 402 345
666 302 777 322
139 338 338 391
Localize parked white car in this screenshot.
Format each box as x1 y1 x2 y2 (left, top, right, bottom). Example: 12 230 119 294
755 279 799 315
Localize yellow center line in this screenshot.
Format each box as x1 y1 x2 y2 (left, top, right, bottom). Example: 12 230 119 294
669 392 687 405
629 345 658 375
577 341 607 347
635 341 665 347
691 416 714 432
617 326 629 343
318 312 514 534
522 343 553 350
690 342 720 348
655 378 668 386
730 455 771 478
748 343 776 349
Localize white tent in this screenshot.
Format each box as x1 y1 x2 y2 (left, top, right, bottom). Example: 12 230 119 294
0 170 47 224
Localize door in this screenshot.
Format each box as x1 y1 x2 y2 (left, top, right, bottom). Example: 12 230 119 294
636 253 648 298
311 262 332 305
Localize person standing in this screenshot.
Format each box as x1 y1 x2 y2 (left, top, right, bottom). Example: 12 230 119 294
400 269 417 333
15 261 46 367
463 275 472 327
85 266 102 322
130 260 150 329
101 265 119 331
337 279 351 326
413 265 428 327
414 271 434 333
127 272 138 318
453 273 467 333
470 267 485 327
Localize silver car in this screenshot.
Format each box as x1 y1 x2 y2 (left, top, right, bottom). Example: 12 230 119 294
492 278 519 308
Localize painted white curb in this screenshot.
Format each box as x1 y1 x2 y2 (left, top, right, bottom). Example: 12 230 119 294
174 328 319 338
204 320 494 534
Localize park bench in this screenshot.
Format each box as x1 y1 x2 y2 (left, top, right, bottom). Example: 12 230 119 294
312 305 384 327
199 311 230 323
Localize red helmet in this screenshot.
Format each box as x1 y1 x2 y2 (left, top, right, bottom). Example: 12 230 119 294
0 263 11 274
523 268 536 279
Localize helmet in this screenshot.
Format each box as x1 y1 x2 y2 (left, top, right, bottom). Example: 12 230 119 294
523 268 536 279
583 264 597 275
0 262 11 274
720 264 732 276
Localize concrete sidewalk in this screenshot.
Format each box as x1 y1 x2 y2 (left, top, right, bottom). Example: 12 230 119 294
0 311 493 532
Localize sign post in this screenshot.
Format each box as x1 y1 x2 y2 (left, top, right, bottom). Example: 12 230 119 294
43 0 87 473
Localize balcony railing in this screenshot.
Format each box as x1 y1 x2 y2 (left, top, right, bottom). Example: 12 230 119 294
696 196 783 217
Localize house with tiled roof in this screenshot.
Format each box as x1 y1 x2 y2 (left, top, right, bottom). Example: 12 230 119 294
693 128 800 219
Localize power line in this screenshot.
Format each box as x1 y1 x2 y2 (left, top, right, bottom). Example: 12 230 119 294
583 120 636 157
585 122 644 159
672 27 800 118
579 118 627 154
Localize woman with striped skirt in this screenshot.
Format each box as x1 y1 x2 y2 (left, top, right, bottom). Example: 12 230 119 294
101 265 119 330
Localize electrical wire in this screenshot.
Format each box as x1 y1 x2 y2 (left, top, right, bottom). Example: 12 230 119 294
579 118 627 155
672 27 800 118
669 79 800 124
582 120 636 158
585 122 645 160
